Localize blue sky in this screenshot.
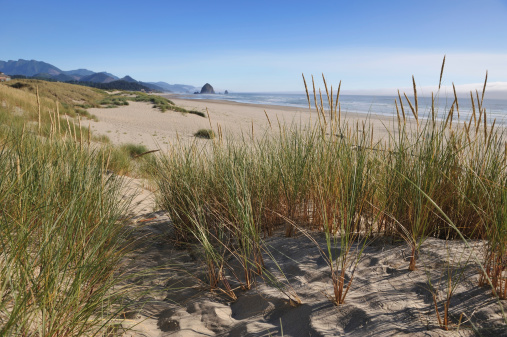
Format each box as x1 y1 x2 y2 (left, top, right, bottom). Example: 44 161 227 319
1 0 506 92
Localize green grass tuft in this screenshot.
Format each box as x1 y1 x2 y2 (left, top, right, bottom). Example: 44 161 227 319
194 129 216 139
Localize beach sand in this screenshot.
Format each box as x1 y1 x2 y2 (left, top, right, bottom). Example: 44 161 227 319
118 180 505 337
87 96 405 150
89 98 504 336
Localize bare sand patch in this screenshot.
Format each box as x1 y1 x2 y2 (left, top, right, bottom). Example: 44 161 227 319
87 98 409 150
115 179 505 337
94 98 504 336
119 183 505 336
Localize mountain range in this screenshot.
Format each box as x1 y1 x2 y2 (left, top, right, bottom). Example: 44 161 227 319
0 59 199 93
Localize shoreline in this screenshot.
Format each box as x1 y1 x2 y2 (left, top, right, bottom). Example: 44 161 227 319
87 94 414 150
161 92 398 119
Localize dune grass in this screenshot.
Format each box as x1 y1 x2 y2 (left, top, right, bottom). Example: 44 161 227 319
194 128 216 139
0 129 132 336
2 64 506 333
0 81 161 335
153 64 506 330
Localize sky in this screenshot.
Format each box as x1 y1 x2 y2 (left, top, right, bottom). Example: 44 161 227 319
1 0 506 93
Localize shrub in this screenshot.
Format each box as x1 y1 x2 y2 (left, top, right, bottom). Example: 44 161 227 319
194 129 215 139
120 143 149 158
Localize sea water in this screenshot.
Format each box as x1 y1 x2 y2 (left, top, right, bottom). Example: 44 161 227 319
178 92 507 125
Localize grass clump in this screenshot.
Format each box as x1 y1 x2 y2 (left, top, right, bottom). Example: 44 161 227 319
0 130 131 336
131 92 174 111
0 80 106 140
99 95 129 107
168 104 206 117
194 129 216 139
129 92 206 117
120 143 149 158
153 63 507 330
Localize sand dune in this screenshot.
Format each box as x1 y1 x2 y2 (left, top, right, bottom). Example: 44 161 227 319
88 97 402 150
90 98 505 336
119 182 505 337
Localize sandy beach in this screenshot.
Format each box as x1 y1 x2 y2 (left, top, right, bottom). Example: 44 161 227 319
85 97 507 336
119 180 505 337
87 96 406 150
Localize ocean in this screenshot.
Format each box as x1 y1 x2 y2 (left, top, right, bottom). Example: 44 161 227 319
177 92 507 125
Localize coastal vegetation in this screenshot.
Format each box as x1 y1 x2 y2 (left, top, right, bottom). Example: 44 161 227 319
194 128 216 139
4 78 206 116
0 64 506 334
153 63 507 331
0 93 134 334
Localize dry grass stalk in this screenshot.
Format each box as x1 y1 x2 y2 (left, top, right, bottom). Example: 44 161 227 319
73 118 77 143
476 92 483 134
439 55 446 89
330 85 334 120
470 91 477 126
302 74 311 111
452 83 460 118
218 124 223 143
397 90 406 125
264 110 272 129
78 115 83 150
56 100 61 135
338 102 341 128
206 107 213 130
403 92 418 126
21 123 26 143
322 74 332 116
484 109 488 141
53 108 58 135
464 121 472 144
412 75 418 116
310 75 325 133
334 80 342 120
16 156 21 181
48 109 54 139
395 99 401 127
36 85 41 135
311 75 318 111
486 119 496 150
319 88 327 125
449 101 455 129
481 70 488 106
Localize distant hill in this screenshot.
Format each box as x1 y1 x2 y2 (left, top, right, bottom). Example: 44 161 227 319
62 69 95 77
0 59 62 77
0 59 199 92
50 73 75 82
102 72 119 80
148 82 199 93
67 80 151 91
121 75 137 83
79 72 117 83
139 82 166 92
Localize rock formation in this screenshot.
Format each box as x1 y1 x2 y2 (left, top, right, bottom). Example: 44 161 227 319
200 83 215 94
224 90 229 94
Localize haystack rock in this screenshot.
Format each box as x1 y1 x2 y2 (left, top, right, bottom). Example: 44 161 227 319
200 83 215 94
224 90 229 94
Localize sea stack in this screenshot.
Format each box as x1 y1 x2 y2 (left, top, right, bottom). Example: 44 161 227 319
200 83 215 94
224 90 229 94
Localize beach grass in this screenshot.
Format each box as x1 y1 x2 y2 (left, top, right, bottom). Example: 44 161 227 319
153 66 506 329
1 65 506 333
0 129 132 336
